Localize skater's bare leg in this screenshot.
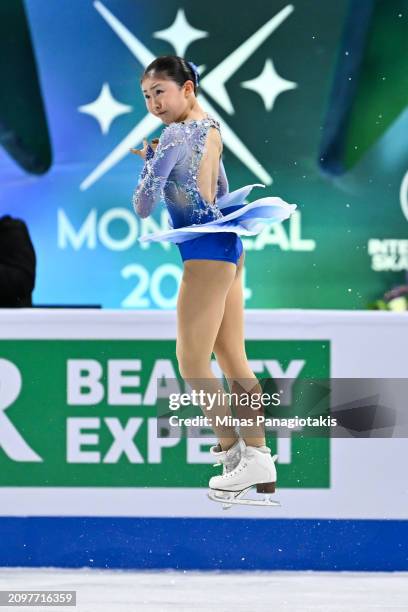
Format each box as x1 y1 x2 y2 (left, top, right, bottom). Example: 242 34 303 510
213 251 266 448
176 259 239 450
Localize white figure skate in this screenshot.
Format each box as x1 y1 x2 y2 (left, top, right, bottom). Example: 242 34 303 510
208 438 243 507
208 439 280 509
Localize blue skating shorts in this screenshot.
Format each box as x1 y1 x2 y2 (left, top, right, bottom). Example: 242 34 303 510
177 232 243 265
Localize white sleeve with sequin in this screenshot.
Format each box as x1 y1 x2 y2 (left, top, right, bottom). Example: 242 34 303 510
132 124 185 218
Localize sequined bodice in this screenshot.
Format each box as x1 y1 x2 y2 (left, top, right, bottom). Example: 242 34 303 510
132 114 228 228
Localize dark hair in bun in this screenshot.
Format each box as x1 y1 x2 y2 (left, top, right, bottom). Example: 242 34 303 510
140 55 200 94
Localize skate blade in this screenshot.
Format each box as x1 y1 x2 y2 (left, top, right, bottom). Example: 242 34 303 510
208 487 281 509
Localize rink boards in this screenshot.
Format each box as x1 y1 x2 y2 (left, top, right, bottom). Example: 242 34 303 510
0 309 407 570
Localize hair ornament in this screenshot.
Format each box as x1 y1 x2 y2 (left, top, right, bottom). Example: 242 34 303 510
187 60 200 87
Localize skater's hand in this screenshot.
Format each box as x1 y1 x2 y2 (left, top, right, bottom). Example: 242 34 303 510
130 138 159 159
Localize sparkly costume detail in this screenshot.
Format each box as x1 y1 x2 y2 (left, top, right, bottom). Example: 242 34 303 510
132 112 298 262
133 115 224 228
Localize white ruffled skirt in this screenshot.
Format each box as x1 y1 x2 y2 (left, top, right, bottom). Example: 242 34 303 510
138 184 297 244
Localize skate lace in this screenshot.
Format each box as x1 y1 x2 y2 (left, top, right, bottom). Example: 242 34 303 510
214 448 277 482
213 455 240 472
223 459 249 478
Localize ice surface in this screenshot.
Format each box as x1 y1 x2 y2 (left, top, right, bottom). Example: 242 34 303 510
0 567 407 611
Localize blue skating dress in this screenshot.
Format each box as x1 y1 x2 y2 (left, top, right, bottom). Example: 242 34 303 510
132 113 297 265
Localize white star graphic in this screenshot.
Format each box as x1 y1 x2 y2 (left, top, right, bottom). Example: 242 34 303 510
78 82 132 135
153 8 208 58
240 58 297 111
82 2 296 190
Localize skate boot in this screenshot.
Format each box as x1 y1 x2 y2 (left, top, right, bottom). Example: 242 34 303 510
208 438 244 507
210 437 243 474
208 440 280 509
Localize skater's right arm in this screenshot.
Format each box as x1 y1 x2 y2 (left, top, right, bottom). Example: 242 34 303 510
131 124 184 219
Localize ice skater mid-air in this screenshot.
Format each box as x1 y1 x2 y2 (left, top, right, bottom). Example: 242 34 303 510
131 55 296 507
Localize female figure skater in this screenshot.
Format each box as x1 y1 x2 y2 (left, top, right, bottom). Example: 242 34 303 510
131 55 296 507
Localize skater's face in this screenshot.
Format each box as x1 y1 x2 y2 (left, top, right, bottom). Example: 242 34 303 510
141 74 195 125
